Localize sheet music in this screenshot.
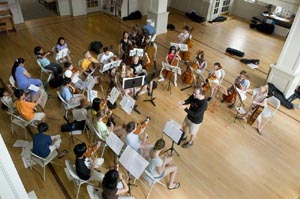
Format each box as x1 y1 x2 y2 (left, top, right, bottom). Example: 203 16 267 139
28 84 40 92
109 87 121 104
119 146 149 179
235 86 247 102
170 42 188 51
208 80 228 95
163 119 183 144
162 62 181 75
13 140 28 148
129 48 144 57
55 48 69 60
72 108 87 121
120 95 135 115
106 132 124 156
87 90 98 103
102 60 122 73
85 76 95 91
247 63 258 69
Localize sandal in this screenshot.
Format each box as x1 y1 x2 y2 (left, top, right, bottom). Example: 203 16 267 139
58 149 68 159
168 182 180 190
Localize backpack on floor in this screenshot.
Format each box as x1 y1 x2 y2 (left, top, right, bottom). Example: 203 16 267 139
49 76 63 88
90 41 103 54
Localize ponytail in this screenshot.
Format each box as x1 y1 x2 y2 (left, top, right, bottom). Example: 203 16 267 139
11 58 25 81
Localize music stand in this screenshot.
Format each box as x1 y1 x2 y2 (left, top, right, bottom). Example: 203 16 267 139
119 145 149 196
102 60 122 73
143 70 160 106
122 76 145 114
208 80 227 113
162 62 181 94
170 42 188 52
106 132 124 164
63 114 84 149
129 48 144 57
233 86 246 123
163 119 183 156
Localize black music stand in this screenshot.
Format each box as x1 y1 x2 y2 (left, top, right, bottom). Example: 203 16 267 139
63 116 83 149
163 119 183 157
143 70 160 107
123 76 145 114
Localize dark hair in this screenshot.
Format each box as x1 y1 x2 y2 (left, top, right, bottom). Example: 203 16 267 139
64 62 72 69
102 169 119 189
125 121 135 133
153 139 165 150
95 109 106 120
34 46 42 56
169 46 176 54
14 89 24 99
183 25 190 31
57 37 65 45
123 31 129 38
11 58 25 81
197 51 204 62
74 143 87 157
103 47 109 52
0 88 5 97
38 122 48 133
240 70 248 78
92 98 101 112
214 62 222 69
62 77 72 86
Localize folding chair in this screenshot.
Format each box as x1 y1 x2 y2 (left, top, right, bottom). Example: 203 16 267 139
259 96 281 131
30 150 60 181
65 159 94 199
56 91 81 118
36 60 53 87
142 170 166 199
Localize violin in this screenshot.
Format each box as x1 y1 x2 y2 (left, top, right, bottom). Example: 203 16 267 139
84 141 101 158
134 116 151 134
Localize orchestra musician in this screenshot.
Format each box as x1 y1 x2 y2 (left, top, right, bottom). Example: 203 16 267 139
236 84 269 135
55 36 72 63
80 50 99 74
73 142 104 182
158 46 181 87
192 50 207 86
178 25 193 62
203 62 223 101
119 31 132 64
141 35 157 70
130 25 143 48
222 70 250 108
125 121 152 159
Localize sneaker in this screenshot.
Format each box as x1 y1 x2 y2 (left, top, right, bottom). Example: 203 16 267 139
158 77 165 82
182 142 193 148
58 149 68 159
174 81 177 87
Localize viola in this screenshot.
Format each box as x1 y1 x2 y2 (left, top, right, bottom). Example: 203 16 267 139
134 116 151 134
84 141 101 158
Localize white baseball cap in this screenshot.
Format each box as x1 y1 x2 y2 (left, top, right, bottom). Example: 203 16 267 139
64 70 72 78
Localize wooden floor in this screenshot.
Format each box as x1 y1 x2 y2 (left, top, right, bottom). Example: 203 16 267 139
1 9 300 199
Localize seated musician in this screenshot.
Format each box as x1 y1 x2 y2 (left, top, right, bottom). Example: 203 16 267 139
142 35 157 70
145 138 180 190
222 70 250 108
203 62 223 101
80 50 99 74
125 121 152 158
32 122 66 158
0 83 15 109
101 168 135 199
178 25 192 62
14 88 46 122
55 36 72 63
158 46 181 87
236 84 269 135
34 46 63 77
192 50 207 86
60 78 89 107
178 25 192 44
130 56 152 100
73 142 104 182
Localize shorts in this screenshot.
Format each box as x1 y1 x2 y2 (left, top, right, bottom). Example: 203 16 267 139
183 116 202 136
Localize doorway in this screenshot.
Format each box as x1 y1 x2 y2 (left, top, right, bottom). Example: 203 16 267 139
20 0 57 21
86 0 101 13
210 0 231 20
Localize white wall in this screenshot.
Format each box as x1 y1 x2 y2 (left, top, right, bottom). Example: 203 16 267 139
0 0 24 24
231 0 266 20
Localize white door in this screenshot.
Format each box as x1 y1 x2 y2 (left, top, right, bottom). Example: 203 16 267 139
210 0 231 20
86 0 101 13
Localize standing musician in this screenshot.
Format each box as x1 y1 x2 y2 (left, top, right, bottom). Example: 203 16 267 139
178 25 193 62
125 121 152 159
202 62 223 101
222 70 250 108
73 142 104 182
130 25 143 48
119 31 132 64
178 87 208 148
236 84 269 135
141 35 157 70
158 46 181 87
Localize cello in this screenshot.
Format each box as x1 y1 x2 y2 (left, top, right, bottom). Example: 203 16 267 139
180 63 194 84
162 47 180 80
142 36 156 70
179 27 193 61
